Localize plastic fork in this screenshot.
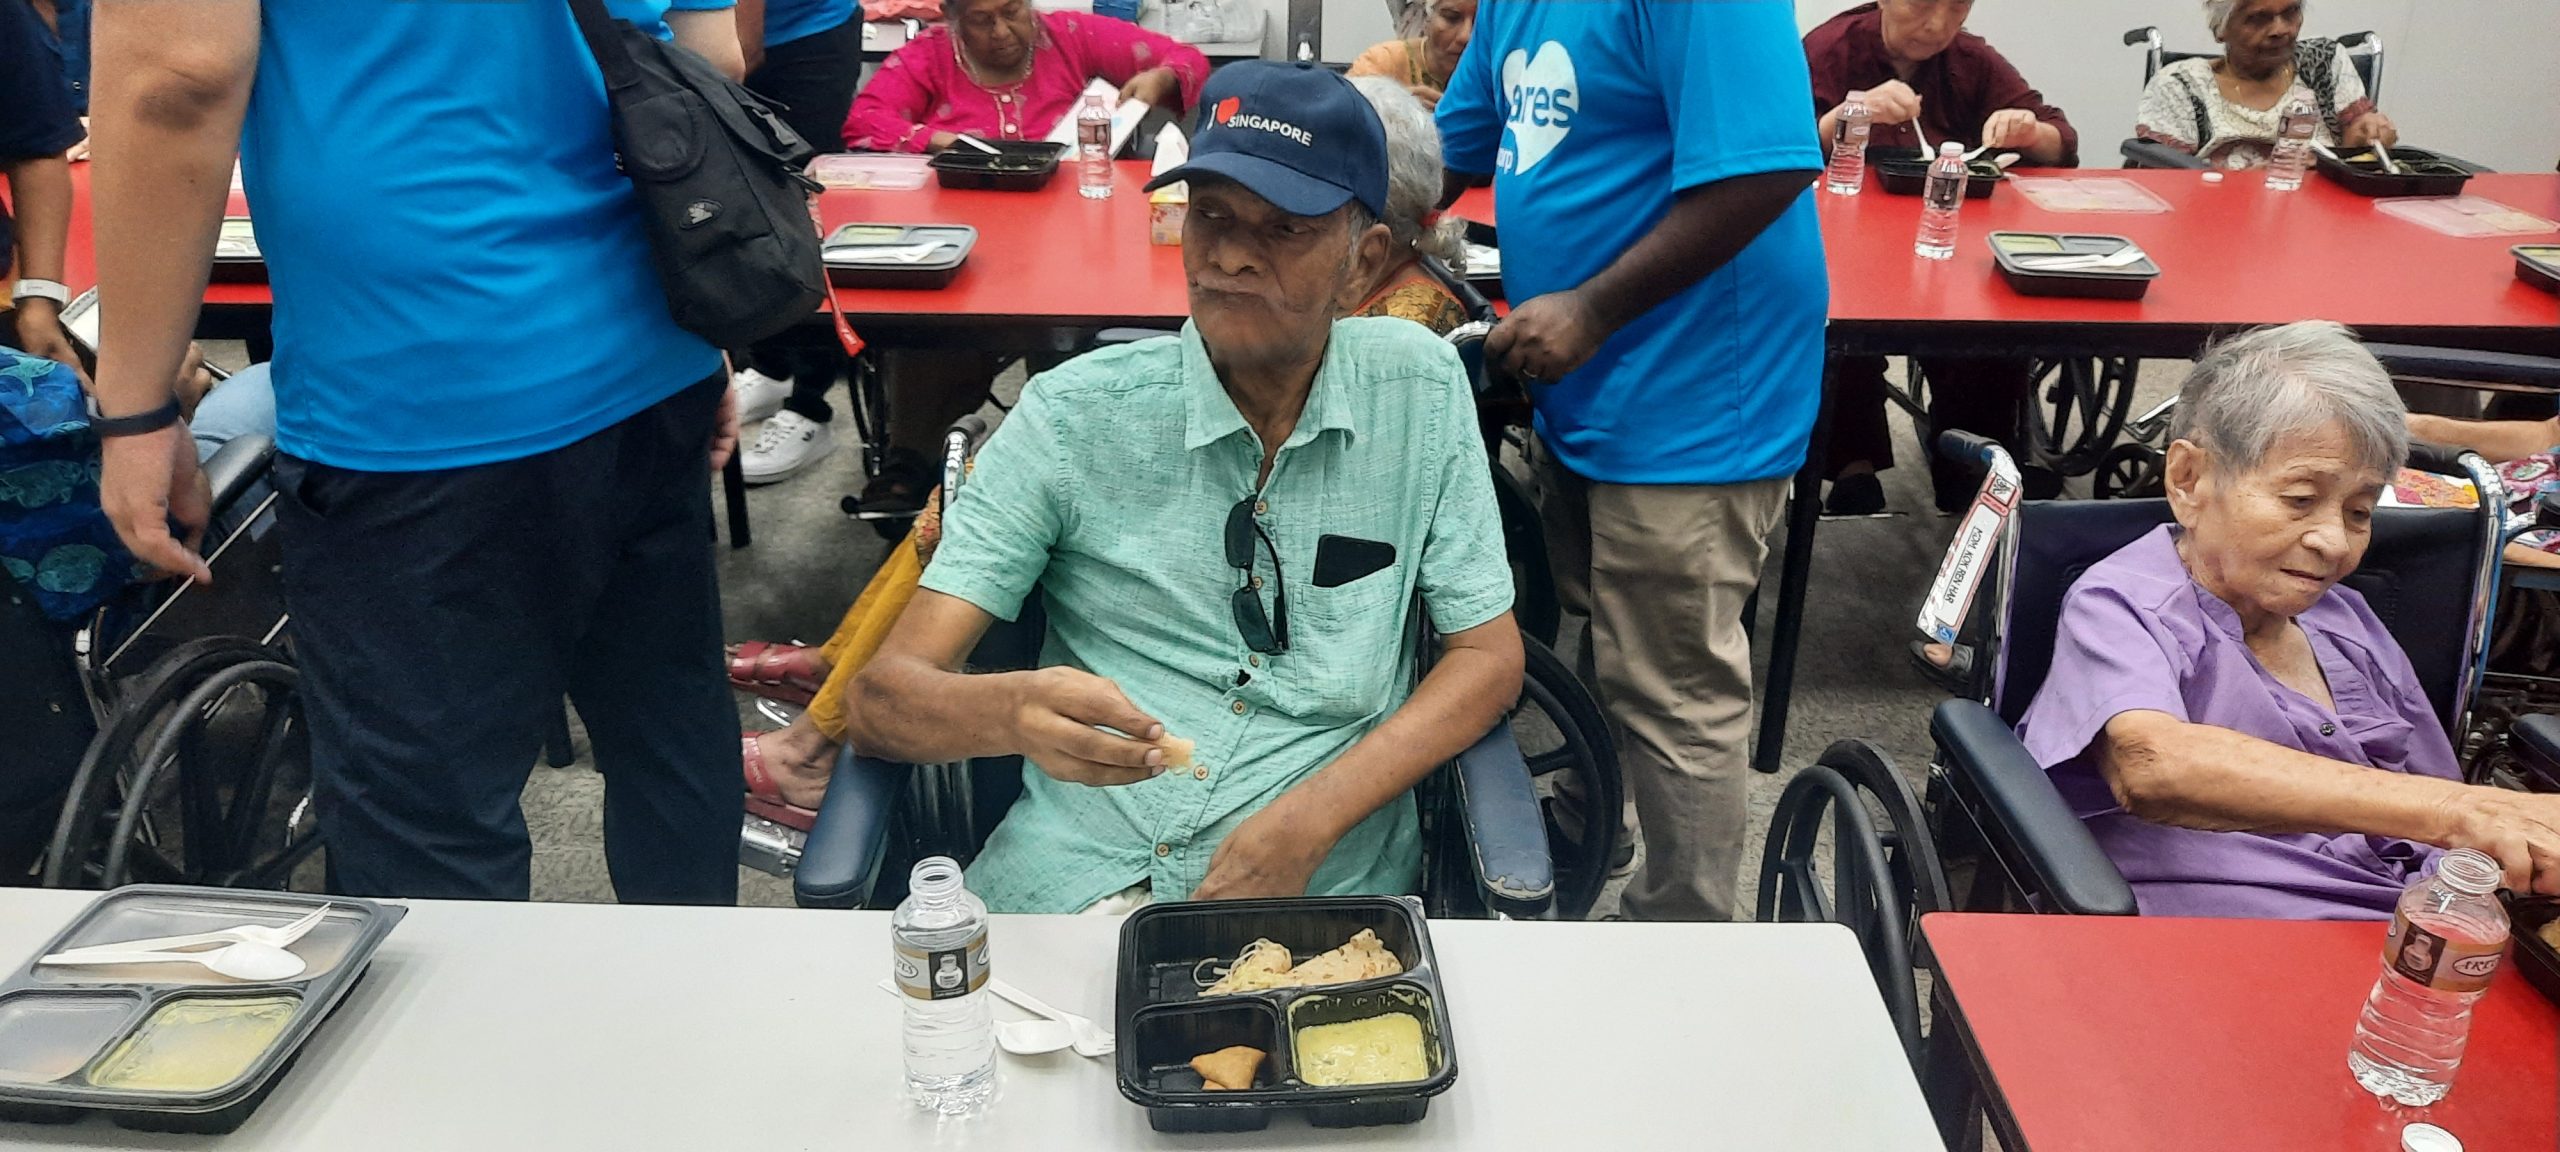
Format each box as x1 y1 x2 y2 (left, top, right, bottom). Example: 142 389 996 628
825 241 949 264
2014 246 2150 272
1912 120 1933 162
46 904 331 961
988 978 1114 1058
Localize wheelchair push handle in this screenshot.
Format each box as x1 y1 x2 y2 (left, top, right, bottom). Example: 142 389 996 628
2122 26 2156 46
1936 430 2006 477
943 414 991 501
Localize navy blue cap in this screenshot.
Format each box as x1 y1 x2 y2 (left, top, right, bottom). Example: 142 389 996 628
1144 61 1389 219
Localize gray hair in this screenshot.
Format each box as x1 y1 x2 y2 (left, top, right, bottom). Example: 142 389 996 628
2170 320 2407 480
2205 0 2300 38
1347 75 1467 263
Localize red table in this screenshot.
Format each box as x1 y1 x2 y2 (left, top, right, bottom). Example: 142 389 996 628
1922 913 2560 1152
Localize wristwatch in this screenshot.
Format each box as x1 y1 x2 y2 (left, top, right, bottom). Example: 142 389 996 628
10 278 71 308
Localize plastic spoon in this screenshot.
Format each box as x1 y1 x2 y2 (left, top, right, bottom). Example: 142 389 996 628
954 134 1003 156
1911 120 1933 162
988 978 1114 1058
46 905 331 962
2372 142 2404 175
866 979 1080 1057
1991 152 2024 170
39 940 307 982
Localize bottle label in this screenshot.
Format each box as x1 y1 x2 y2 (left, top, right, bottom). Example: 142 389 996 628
896 928 990 1001
2385 914 2503 994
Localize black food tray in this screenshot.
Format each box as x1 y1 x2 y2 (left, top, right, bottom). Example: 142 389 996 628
2516 245 2560 296
1988 231 2159 301
1874 156 2003 199
822 223 976 290
1114 896 1458 1132
0 886 403 1134
2506 896 2560 1008
210 218 265 283
2315 145 2474 198
929 141 1066 192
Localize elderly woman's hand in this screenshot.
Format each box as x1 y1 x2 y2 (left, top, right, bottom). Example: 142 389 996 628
1982 109 2043 152
1117 66 1181 111
1407 84 1443 111
1852 80 1923 126
2443 788 2560 896
2341 111 2399 150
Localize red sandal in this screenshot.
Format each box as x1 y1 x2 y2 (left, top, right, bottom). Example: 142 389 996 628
727 640 826 707
742 734 820 833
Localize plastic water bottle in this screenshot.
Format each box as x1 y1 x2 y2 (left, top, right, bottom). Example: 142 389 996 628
2265 95 2318 191
894 857 996 1114
2347 848 2510 1106
1825 95 1872 195
1914 142 1968 261
1076 92 1114 200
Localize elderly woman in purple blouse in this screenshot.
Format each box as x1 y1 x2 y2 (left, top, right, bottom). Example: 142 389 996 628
2018 321 2560 920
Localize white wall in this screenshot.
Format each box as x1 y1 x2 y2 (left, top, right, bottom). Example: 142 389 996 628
1795 0 2560 173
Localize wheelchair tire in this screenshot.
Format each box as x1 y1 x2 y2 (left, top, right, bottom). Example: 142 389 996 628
2092 442 2166 501
1516 634 1621 920
43 638 319 891
2025 357 2138 477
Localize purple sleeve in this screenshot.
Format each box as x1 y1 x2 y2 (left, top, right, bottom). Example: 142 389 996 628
1054 12 1210 112
2014 581 2193 817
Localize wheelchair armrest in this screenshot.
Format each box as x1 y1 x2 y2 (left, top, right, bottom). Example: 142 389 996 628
1930 700 2137 917
2513 715 2560 791
1450 723 1555 918
2120 138 2209 170
793 749 905 909
201 433 276 524
2368 344 2560 390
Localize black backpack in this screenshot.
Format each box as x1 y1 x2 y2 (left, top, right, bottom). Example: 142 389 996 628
566 0 828 350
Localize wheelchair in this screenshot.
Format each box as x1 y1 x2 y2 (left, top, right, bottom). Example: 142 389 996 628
753 318 1625 919
1758 433 2522 1145
2119 26 2387 171
4 430 318 893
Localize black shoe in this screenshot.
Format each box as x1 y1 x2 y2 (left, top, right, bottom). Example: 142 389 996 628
1823 472 1887 517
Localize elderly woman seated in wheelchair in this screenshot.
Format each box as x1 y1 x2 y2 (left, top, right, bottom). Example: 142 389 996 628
2009 321 2560 918
833 63 1524 916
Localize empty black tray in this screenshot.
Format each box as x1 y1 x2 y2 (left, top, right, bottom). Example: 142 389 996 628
2314 145 2474 198
929 141 1067 192
2516 245 2560 295
1874 156 2003 199
209 218 265 284
821 223 976 290
1114 897 1457 1133
1988 232 2158 301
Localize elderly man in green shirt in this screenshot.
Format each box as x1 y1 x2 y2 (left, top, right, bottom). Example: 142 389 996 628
847 62 1523 914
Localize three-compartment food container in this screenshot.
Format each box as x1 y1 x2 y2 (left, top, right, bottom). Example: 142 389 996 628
0 887 401 1133
1114 896 1457 1133
821 223 978 290
929 141 1068 192
1987 231 2161 301
2314 145 2474 198
1875 156 2004 199
2515 245 2560 295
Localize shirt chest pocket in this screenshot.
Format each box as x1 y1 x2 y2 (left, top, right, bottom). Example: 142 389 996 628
1274 557 1413 720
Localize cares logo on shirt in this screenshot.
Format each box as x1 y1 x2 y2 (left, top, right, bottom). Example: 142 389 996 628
1499 41 1577 174
1212 97 1315 147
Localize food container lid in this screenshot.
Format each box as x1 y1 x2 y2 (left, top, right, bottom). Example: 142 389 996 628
807 153 932 191
2403 1122 2462 1152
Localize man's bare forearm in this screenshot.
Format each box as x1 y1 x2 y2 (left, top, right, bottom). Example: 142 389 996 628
90 0 257 417
845 653 1039 764
2407 412 2560 465
2100 710 2464 844
1263 617 1524 843
4 156 73 285
1574 169 1815 336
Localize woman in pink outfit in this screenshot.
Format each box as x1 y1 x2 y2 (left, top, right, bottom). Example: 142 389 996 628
844 0 1208 152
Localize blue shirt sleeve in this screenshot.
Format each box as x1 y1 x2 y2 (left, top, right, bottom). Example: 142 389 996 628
1636 0 1821 191
0 0 82 162
1432 0 1502 176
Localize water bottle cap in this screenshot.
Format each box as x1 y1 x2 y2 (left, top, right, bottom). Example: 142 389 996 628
2403 1122 2462 1152
1939 142 1964 157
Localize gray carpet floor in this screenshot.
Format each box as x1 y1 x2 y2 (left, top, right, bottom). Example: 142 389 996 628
512 359 2186 913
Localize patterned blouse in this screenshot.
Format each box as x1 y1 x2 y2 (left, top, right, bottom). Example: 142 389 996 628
2135 39 2376 170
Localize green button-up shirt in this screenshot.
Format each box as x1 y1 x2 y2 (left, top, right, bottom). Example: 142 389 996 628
920 317 1514 913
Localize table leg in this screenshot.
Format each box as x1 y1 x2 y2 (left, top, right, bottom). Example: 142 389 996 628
1751 353 1835 775
723 453 752 549
1922 978 2030 1152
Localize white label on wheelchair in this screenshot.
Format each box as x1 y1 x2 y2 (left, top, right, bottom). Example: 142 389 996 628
895 929 991 1001
1917 451 2024 646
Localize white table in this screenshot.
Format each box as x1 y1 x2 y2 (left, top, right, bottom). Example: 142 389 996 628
0 891 1942 1150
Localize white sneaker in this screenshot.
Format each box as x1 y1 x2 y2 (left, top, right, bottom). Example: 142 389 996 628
741 410 835 485
731 367 794 425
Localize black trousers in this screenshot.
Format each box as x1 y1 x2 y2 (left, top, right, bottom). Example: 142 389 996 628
1824 354 2033 512
744 19 864 423
272 376 741 903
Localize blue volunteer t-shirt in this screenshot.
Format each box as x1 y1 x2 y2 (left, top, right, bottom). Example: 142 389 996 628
240 0 730 471
763 0 856 49
1436 0 1828 486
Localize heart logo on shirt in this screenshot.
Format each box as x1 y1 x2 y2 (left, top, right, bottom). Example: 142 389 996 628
1500 41 1578 175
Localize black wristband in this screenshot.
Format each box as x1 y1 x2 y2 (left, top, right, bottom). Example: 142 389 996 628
89 399 183 439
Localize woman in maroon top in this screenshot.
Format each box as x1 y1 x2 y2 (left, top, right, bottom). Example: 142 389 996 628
1803 0 2076 515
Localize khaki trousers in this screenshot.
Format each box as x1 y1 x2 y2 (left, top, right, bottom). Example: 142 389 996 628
1534 438 1790 921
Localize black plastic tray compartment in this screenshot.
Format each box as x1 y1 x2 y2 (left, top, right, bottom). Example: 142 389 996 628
1874 156 2003 199
1988 231 2159 301
2516 245 2560 296
2315 145 2474 198
822 223 976 290
929 141 1067 192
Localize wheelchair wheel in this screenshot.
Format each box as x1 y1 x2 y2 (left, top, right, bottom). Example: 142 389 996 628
1755 740 1948 1066
1516 634 1620 920
43 638 321 891
2092 442 2165 501
1490 465 1561 647
2025 357 2138 477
